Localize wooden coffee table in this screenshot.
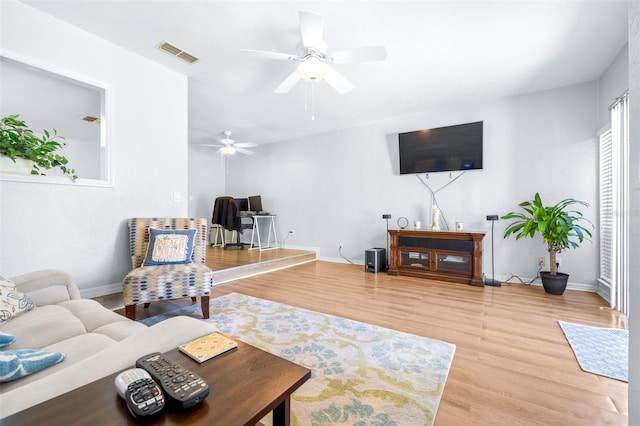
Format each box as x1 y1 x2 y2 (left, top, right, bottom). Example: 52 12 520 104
2 337 311 425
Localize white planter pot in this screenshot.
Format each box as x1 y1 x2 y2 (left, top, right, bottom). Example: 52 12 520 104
0 155 35 175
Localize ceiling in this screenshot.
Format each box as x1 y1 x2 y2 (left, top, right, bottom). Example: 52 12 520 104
23 1 629 147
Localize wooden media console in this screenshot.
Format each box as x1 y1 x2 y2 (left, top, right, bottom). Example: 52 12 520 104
388 229 485 286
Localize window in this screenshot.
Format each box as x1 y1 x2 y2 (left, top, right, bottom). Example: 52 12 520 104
599 92 629 315
598 129 614 288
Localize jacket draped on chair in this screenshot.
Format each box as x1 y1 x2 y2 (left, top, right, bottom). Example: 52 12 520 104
212 196 242 232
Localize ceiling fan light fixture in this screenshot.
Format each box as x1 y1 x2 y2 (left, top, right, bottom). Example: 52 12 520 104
220 146 236 155
296 56 329 81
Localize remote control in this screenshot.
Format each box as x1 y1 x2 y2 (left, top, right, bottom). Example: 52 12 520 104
114 368 165 418
136 352 209 409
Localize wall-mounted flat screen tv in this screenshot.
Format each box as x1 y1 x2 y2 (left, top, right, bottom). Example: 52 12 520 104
398 121 483 174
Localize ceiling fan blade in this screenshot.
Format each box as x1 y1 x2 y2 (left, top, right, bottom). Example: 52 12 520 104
323 66 354 94
328 46 388 64
215 137 233 145
274 71 302 94
299 11 324 49
234 142 258 148
236 147 255 155
240 49 298 61
195 143 223 148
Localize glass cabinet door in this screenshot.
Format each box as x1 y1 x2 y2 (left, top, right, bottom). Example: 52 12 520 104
435 254 471 274
400 251 430 268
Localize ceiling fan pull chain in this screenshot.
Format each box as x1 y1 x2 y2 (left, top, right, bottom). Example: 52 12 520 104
311 80 315 120
304 82 308 111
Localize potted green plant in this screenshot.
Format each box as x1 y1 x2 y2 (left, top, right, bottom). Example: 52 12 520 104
0 114 77 180
501 193 593 295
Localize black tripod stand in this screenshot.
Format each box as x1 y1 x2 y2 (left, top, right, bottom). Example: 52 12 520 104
485 215 501 287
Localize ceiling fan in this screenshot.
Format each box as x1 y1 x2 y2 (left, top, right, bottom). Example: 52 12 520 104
242 10 387 95
197 131 257 156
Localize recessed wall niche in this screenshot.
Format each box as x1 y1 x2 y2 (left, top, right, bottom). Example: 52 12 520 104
0 51 112 186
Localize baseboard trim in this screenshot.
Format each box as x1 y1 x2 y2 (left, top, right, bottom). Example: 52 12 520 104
279 244 320 254
79 264 598 298
320 256 365 266
596 279 613 304
80 282 123 299
313 266 600 293
501 275 597 292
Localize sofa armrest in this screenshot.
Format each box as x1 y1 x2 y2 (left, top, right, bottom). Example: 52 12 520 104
0 316 217 418
11 270 82 306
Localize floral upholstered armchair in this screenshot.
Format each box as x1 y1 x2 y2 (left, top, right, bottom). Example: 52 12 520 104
122 218 213 320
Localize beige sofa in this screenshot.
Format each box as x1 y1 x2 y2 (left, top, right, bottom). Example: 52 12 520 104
0 269 216 418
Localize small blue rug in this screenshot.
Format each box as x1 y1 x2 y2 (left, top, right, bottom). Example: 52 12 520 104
558 321 628 382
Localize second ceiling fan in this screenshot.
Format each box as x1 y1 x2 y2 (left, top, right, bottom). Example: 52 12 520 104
242 10 387 95
198 130 257 156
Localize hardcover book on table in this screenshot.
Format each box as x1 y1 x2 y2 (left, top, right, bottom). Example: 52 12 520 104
179 333 238 363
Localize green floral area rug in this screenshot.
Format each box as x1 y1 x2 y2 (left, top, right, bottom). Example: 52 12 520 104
140 293 456 425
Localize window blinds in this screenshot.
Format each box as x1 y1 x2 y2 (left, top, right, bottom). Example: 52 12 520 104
600 92 629 315
598 129 614 290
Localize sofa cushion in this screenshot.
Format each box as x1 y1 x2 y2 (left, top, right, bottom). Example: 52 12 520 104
0 305 87 349
26 286 73 307
56 300 146 339
143 228 197 266
92 321 147 341
0 279 35 324
0 349 65 383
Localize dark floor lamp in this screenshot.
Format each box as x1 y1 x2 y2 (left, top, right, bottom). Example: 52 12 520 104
485 215 501 287
382 214 391 269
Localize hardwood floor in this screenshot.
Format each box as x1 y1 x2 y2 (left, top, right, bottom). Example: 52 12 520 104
97 259 628 425
204 246 314 271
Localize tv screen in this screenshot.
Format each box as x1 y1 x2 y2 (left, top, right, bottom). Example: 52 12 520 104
248 195 263 212
398 121 483 174
233 198 248 212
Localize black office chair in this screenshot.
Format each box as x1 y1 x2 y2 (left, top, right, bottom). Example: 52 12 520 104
212 196 245 249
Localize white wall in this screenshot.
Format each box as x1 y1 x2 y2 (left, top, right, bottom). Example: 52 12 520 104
627 1 639 423
59 137 101 180
0 1 189 295
597 44 629 131
187 147 226 220
224 81 599 289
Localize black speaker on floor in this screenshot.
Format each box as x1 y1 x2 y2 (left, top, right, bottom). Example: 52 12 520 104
365 248 386 273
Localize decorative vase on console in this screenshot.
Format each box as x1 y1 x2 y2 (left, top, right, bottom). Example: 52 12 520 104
430 207 440 230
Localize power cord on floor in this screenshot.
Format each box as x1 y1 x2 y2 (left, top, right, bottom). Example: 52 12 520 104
280 231 294 248
504 265 543 285
339 246 355 265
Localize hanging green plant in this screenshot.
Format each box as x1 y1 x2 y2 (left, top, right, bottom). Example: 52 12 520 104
0 114 77 180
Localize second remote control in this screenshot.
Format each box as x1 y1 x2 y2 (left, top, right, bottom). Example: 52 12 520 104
136 352 210 410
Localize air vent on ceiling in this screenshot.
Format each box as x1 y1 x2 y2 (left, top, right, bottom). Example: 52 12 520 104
82 115 100 124
155 41 200 64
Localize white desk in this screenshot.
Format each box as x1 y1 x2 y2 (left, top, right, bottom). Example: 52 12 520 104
249 215 278 250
